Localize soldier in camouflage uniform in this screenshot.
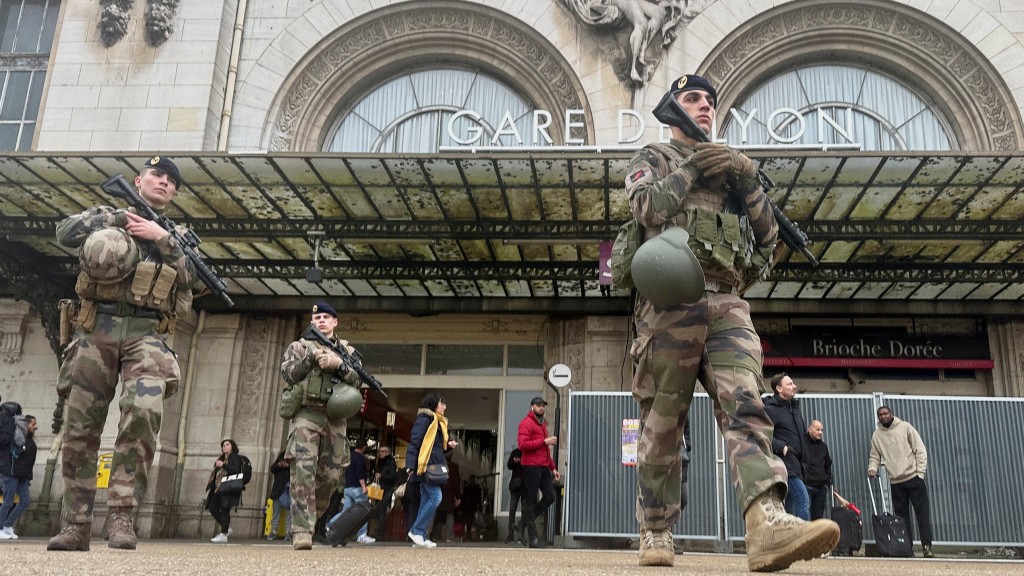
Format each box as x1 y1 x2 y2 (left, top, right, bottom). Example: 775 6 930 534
280 302 360 550
626 75 839 571
48 157 196 552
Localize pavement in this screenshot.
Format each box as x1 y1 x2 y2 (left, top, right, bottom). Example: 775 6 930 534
0 539 1021 576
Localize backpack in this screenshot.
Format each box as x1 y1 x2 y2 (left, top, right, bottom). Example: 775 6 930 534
240 454 253 485
12 415 28 455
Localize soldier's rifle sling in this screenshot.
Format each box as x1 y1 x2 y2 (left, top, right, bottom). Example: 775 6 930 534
651 96 820 267
301 324 388 399
100 174 235 306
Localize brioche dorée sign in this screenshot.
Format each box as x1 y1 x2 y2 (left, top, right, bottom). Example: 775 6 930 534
761 334 993 370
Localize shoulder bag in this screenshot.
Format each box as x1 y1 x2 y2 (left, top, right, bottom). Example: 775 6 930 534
424 463 449 486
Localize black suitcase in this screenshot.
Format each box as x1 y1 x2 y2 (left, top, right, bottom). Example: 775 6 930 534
325 500 374 546
831 504 862 556
868 475 913 557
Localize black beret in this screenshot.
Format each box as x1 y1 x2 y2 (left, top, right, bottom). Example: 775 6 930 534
142 156 182 189
312 301 337 318
668 74 718 105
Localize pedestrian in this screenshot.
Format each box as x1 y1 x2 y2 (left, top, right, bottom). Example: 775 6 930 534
516 396 560 548
373 445 398 541
505 448 525 543
47 156 198 552
459 474 482 539
279 301 363 550
267 450 291 540
206 439 243 543
0 414 37 540
868 406 934 558
342 440 375 544
625 75 839 570
764 373 811 520
405 392 458 548
803 420 833 521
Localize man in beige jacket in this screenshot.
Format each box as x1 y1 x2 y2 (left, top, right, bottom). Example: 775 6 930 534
867 406 934 558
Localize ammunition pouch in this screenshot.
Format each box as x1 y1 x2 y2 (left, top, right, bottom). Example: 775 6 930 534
683 207 770 281
610 219 644 290
76 298 98 332
59 299 79 346
279 384 302 420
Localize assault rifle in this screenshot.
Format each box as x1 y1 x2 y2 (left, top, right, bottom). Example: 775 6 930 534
301 324 388 399
101 173 235 306
652 93 820 266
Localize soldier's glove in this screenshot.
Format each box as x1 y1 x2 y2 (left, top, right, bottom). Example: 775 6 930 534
692 142 758 194
52 395 67 435
314 349 344 371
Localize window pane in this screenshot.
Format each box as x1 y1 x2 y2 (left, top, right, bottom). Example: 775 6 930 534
23 70 43 119
507 345 544 376
426 344 503 376
41 0 58 52
0 124 19 151
14 0 44 53
17 120 32 150
0 1 19 53
357 344 422 375
1 71 30 120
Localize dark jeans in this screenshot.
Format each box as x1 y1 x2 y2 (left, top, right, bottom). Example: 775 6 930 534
207 492 231 533
520 466 555 539
507 490 522 532
807 484 829 521
891 476 933 545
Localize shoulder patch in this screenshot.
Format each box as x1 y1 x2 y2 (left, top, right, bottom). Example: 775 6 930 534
626 167 653 188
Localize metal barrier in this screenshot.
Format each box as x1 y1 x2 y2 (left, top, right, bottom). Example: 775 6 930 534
564 391 1024 547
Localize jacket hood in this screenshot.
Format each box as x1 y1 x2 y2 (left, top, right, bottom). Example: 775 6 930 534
0 401 21 415
876 415 904 431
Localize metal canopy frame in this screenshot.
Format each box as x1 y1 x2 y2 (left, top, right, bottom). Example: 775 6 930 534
1 151 1022 312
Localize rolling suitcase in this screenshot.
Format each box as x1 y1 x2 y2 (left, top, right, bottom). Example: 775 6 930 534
868 475 913 557
325 500 374 546
830 488 862 556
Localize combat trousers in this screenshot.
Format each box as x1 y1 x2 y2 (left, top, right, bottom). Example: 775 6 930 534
57 314 178 523
632 292 786 530
286 407 349 534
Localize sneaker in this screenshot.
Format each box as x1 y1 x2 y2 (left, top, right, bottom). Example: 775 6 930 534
638 529 674 567
408 531 427 547
227 527 233 536
0 528 12 540
211 533 228 543
923 545 935 559
423 538 438 548
266 534 275 541
356 534 376 544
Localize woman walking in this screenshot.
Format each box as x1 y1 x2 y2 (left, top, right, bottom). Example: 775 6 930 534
206 439 243 543
405 393 458 548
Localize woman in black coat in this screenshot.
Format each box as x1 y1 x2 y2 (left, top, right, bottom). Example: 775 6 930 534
207 438 243 543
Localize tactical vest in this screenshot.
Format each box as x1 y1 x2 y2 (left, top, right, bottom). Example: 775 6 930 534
645 143 774 286
76 257 192 334
296 338 335 407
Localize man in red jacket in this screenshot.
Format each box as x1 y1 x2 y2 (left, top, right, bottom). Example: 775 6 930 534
516 396 561 548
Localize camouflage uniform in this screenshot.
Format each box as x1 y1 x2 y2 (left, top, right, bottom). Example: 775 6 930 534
280 337 359 535
626 139 786 530
54 206 195 524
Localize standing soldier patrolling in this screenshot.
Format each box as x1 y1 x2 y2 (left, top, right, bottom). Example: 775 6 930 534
48 157 197 551
279 302 363 550
625 75 839 570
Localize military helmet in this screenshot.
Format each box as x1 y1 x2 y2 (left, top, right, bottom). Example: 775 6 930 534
80 227 140 283
326 384 363 421
631 227 705 306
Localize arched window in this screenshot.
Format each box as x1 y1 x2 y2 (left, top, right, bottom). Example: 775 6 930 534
721 65 955 151
325 68 534 153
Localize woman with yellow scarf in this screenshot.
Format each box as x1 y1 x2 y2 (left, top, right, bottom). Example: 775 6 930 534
404 392 458 548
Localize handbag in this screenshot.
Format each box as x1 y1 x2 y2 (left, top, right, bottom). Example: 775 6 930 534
393 481 407 499
219 472 245 494
424 463 449 486
278 482 291 508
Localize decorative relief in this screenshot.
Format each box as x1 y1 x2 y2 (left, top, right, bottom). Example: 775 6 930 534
235 318 271 438
271 5 584 151
705 2 1019 150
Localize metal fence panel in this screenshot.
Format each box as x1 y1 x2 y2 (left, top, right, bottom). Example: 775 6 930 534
882 395 1024 546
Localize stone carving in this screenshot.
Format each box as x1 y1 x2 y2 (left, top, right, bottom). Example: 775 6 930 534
560 0 699 85
97 0 180 48
0 301 30 364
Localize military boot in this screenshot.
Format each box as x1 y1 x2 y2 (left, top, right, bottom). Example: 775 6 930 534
293 532 313 550
106 506 138 549
638 528 674 567
47 523 92 551
744 488 839 572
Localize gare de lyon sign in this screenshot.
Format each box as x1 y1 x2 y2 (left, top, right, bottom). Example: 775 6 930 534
439 106 863 152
